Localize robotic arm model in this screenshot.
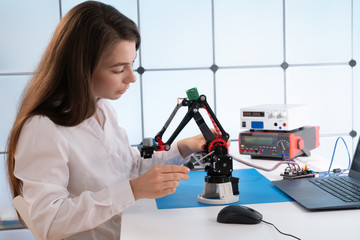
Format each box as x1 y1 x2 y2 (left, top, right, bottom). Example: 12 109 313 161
138 88 239 204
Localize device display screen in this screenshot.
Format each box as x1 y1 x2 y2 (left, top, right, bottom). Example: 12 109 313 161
243 111 265 117
242 135 275 145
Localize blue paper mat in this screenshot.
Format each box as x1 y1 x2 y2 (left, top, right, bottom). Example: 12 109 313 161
156 168 293 209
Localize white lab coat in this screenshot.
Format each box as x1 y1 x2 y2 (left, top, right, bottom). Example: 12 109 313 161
14 99 186 240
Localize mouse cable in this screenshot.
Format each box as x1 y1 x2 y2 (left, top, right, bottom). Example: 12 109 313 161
326 136 351 177
296 137 351 178
261 220 301 240
230 154 300 172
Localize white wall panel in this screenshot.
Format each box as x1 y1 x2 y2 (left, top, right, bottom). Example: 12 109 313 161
287 66 352 134
0 228 35 240
139 0 212 69
61 0 140 69
61 0 138 23
109 73 142 145
0 154 12 208
312 136 353 170
0 1 59 73
353 0 360 145
216 68 284 140
286 0 352 64
215 0 283 66
354 0 360 61
353 68 360 143
142 70 214 142
0 76 30 152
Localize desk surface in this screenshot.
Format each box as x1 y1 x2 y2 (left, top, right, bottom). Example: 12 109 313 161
121 155 359 240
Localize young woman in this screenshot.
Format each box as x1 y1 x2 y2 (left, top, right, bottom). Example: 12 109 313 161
6 1 207 239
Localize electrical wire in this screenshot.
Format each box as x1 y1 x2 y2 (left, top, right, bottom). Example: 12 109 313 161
224 138 351 240
326 136 351 176
192 151 214 165
230 154 300 172
231 136 351 177
261 220 301 240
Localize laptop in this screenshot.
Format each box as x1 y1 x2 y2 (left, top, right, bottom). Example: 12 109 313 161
272 137 360 210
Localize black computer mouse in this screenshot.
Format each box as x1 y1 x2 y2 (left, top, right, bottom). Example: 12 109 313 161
217 205 263 224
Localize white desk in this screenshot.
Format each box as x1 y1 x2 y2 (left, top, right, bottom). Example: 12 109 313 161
121 155 360 240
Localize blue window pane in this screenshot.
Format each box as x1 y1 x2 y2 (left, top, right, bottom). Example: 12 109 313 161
216 68 284 140
0 76 30 152
142 70 214 142
0 1 59 73
215 0 283 66
287 66 352 134
286 0 352 64
108 73 142 145
61 0 140 69
139 0 212 68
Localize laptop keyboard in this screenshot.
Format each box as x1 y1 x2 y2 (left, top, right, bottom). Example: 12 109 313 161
310 177 360 202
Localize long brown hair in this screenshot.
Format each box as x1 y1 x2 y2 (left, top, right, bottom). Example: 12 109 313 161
6 1 140 200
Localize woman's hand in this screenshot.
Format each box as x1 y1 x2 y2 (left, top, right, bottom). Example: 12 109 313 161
129 165 190 200
177 129 231 158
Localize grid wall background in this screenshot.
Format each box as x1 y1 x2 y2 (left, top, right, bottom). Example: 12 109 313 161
0 0 360 210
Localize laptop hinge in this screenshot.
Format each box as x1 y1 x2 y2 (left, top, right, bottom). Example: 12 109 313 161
348 169 360 181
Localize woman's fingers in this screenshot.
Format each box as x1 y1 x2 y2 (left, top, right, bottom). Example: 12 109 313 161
130 165 190 200
156 165 189 184
162 180 180 189
161 172 189 182
155 165 190 174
